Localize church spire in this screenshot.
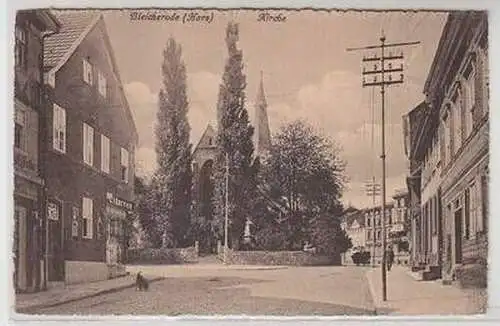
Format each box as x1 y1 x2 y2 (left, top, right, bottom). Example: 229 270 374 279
254 71 271 156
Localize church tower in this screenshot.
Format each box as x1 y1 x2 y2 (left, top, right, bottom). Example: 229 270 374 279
254 71 272 157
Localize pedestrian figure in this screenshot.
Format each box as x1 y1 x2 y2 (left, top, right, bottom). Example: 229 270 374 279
386 245 395 271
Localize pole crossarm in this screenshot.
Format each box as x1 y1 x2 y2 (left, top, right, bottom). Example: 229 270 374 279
363 80 404 87
346 40 420 52
363 67 403 75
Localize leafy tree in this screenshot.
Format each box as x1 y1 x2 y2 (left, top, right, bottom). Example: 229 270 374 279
212 22 259 250
134 176 162 248
262 120 348 253
152 37 193 248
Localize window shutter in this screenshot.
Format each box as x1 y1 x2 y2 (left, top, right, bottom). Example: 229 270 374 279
53 105 59 150
88 199 93 238
60 107 66 152
121 148 129 167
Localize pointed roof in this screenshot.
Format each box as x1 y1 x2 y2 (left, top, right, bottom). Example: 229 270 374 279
193 124 217 154
44 10 100 70
254 71 271 155
43 10 138 144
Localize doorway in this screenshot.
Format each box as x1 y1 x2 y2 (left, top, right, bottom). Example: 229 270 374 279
14 206 28 291
454 209 463 264
47 201 64 282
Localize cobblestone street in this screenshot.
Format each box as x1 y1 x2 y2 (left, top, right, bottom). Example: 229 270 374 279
28 266 376 316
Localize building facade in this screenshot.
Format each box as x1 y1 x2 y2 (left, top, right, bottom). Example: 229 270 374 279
422 11 488 287
403 99 443 279
364 191 410 266
341 208 366 265
42 11 138 284
13 10 59 293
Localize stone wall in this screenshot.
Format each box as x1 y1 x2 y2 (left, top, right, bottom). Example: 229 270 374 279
65 261 109 285
127 245 199 265
218 248 340 266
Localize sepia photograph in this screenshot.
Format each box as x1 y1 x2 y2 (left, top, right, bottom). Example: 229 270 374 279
10 7 488 317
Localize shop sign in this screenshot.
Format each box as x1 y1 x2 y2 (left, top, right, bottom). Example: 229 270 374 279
106 192 134 211
47 202 59 221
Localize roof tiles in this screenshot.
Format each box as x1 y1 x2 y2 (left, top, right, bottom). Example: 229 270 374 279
44 10 100 68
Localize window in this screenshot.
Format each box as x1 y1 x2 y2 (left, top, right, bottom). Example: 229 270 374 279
464 188 471 239
464 65 476 138
14 109 26 150
15 25 27 69
97 70 107 97
452 99 462 154
53 104 66 153
83 123 94 166
120 147 129 183
83 59 93 85
101 135 110 173
482 172 489 232
82 197 93 239
377 230 381 240
443 113 451 165
482 49 489 116
470 181 482 236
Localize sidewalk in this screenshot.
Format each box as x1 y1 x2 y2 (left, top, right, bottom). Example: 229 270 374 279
365 266 487 315
15 273 164 314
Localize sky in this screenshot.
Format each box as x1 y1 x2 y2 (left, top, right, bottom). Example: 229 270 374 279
102 9 447 209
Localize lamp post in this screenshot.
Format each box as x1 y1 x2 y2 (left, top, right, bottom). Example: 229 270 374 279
223 151 229 264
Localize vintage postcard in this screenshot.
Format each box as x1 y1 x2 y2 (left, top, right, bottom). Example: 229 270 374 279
11 7 488 317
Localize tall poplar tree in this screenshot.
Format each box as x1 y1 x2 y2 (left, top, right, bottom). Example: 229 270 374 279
212 22 258 250
152 38 193 248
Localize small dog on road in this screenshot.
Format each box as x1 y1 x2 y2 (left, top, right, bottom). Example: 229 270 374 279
135 272 149 291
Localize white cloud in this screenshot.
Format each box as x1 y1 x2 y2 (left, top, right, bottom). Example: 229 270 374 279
125 72 222 175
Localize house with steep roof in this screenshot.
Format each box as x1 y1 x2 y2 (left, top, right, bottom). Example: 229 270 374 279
42 10 138 285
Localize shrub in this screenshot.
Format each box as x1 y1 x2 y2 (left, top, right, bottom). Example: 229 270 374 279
352 250 371 265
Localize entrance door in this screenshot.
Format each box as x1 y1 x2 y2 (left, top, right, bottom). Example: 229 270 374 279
106 220 120 265
47 202 64 281
454 209 463 264
14 206 28 291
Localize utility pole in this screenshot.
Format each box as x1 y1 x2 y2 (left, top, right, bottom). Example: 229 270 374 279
347 31 419 302
224 151 229 264
365 178 380 267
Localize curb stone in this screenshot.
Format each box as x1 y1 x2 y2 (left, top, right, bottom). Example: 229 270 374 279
15 276 165 314
365 269 390 315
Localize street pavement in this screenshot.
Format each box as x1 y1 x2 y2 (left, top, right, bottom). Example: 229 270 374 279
365 265 487 315
25 264 376 316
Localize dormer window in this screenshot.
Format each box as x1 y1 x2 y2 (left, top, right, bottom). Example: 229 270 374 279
208 137 212 146
83 59 93 85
